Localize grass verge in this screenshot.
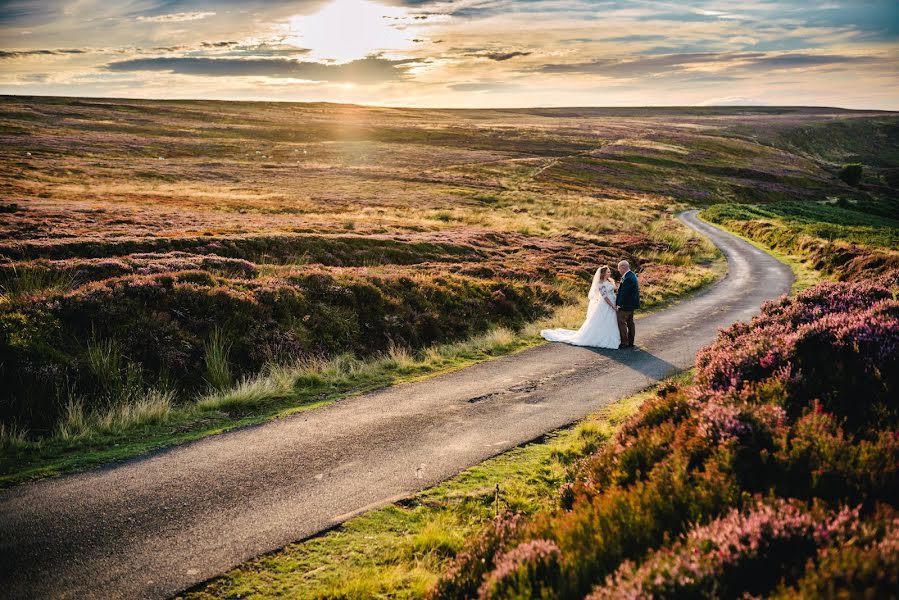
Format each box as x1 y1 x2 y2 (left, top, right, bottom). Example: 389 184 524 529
178 372 693 600
696 210 824 294
0 262 719 489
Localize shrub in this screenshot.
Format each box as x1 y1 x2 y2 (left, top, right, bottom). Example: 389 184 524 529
701 201 899 280
778 511 899 598
427 512 526 600
0 268 559 432
477 539 562 600
838 163 863 186
433 270 899 599
695 272 899 431
589 499 860 599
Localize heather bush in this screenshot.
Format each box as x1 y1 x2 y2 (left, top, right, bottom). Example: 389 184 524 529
0 253 258 291
433 271 899 599
0 268 559 433
590 499 860 599
696 272 899 431
427 512 526 600
477 539 562 600
778 510 899 598
702 202 899 280
771 410 899 505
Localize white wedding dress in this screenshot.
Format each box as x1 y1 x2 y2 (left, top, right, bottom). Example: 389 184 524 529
540 270 621 349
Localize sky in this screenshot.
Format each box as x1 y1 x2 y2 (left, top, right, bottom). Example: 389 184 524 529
0 0 897 109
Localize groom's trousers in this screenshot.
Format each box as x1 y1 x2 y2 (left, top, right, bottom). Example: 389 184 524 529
617 309 635 347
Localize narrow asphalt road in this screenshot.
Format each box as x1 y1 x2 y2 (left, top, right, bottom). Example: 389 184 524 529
0 211 793 599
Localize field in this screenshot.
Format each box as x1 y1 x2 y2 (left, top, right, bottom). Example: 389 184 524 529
184 247 899 597
1 97 897 483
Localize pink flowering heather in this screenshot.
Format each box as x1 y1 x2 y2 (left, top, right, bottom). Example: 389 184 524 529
696 272 899 391
694 396 752 443
695 275 899 429
435 271 899 600
588 500 861 600
477 539 562 600
428 512 526 600
784 513 899 598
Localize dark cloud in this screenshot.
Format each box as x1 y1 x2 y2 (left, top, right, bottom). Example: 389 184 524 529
102 55 419 83
483 51 531 61
0 48 86 58
458 48 532 61
0 0 309 26
0 43 314 60
0 0 62 25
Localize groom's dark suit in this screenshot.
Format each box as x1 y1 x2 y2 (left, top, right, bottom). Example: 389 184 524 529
616 270 640 347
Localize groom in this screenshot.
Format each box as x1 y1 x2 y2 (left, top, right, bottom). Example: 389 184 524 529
616 260 640 348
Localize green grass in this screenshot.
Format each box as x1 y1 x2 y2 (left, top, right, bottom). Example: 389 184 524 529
703 201 899 249
0 328 537 488
0 262 719 489
762 117 899 168
700 199 899 290
0 264 78 301
203 327 234 392
179 373 692 600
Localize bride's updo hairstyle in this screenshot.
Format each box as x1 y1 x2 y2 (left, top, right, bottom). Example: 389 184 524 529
599 266 611 280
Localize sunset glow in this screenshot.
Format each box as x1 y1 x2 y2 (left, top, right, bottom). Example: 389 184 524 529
0 0 896 108
285 0 417 63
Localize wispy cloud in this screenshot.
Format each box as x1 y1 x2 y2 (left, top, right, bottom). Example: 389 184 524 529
0 0 896 108
136 12 216 23
536 51 890 78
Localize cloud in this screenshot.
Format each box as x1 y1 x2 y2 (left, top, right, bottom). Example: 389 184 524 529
1 0 897 109
482 50 531 61
103 55 420 83
749 52 881 68
136 12 216 23
535 51 888 78
603 34 668 43
448 81 520 92
536 52 762 76
0 48 87 58
458 48 532 61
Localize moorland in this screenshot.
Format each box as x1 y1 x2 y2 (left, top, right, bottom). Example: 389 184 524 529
122 102 898 598
1 97 897 490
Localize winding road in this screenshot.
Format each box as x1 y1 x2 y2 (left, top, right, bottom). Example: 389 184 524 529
0 211 794 599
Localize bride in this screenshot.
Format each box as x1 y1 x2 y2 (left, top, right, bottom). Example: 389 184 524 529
540 265 621 349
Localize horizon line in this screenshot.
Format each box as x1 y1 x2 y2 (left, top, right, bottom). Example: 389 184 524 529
2 92 897 113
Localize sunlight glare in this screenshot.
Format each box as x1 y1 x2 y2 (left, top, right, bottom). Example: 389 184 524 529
286 0 415 63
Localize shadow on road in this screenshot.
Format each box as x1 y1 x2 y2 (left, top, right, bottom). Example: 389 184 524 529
584 346 681 380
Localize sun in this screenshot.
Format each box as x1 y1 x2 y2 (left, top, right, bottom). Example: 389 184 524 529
285 0 416 63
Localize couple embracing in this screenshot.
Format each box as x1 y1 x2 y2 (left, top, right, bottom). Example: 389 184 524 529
540 260 640 350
